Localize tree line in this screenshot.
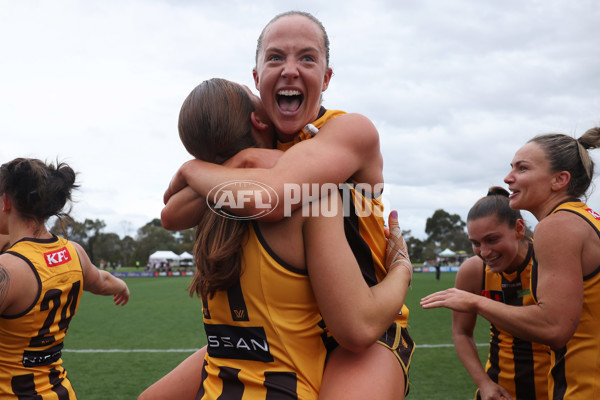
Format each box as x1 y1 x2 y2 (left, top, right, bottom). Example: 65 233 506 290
50 209 472 268
50 217 195 268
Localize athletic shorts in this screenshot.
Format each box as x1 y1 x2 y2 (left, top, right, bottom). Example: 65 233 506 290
376 322 415 396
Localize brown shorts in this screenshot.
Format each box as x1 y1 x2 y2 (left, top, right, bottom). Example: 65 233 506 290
376 322 415 396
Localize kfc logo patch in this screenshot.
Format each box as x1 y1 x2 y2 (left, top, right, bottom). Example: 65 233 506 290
44 247 72 267
586 208 600 220
481 289 505 303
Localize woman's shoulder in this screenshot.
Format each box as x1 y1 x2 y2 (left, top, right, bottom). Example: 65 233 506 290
455 256 484 292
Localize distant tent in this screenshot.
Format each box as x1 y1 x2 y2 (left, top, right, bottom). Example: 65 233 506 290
179 251 195 267
148 250 180 268
438 248 456 257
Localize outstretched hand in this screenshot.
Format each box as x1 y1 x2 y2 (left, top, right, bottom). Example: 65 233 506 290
420 288 480 313
385 210 413 284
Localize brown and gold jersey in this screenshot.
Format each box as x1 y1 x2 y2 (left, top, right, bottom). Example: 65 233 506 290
277 108 410 327
477 242 550 400
197 222 328 400
540 202 600 399
0 235 83 399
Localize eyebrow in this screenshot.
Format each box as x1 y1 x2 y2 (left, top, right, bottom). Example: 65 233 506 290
264 45 320 55
469 232 501 242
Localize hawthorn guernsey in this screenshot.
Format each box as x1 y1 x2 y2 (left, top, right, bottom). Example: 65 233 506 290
44 247 72 267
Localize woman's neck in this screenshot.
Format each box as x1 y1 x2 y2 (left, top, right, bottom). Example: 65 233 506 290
532 194 576 221
506 240 530 273
8 219 51 243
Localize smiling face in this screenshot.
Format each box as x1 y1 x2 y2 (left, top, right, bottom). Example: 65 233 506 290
253 14 332 140
504 142 558 219
467 215 525 273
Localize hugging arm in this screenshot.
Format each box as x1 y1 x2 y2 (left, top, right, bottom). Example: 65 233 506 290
164 113 383 223
161 186 207 231
162 149 284 230
304 194 411 351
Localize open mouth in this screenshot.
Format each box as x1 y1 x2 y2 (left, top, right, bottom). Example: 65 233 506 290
277 89 303 113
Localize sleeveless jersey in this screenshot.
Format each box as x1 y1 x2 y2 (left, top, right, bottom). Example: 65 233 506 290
476 242 550 400
277 107 410 327
0 235 83 399
535 201 600 399
197 222 328 400
276 108 414 395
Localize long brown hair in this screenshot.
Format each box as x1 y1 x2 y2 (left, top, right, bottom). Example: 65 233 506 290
178 78 256 302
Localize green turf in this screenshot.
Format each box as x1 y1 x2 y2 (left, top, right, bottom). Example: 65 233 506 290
62 273 491 399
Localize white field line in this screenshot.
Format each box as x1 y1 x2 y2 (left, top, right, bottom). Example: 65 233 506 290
64 349 199 353
64 344 488 353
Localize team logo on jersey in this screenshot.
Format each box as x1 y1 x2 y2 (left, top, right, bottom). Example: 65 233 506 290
481 290 505 302
586 208 600 220
44 247 72 268
22 343 63 367
205 324 273 362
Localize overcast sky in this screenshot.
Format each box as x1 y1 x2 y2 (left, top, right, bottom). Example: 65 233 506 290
1 0 599 241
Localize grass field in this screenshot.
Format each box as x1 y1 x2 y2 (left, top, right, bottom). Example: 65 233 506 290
63 273 490 400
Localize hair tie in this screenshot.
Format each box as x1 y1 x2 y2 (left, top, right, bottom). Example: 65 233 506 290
576 139 592 180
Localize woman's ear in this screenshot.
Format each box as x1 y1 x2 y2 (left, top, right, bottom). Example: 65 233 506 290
2 193 12 212
250 112 269 131
322 67 333 92
551 171 571 192
514 219 526 241
253 68 259 90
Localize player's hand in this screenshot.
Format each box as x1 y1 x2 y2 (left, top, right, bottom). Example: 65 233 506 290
113 282 130 306
420 288 481 313
478 381 514 400
163 161 194 204
385 210 412 284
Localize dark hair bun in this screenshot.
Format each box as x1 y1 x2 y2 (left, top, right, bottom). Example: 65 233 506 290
487 186 509 198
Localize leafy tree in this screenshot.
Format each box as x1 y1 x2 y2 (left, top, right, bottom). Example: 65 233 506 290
405 235 425 264
134 218 179 266
175 228 196 254
424 209 471 254
94 233 123 267
82 219 106 264
49 216 87 243
120 236 138 267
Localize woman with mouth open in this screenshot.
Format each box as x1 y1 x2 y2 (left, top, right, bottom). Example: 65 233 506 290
422 127 600 399
443 187 550 400
141 78 412 400
161 10 414 400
